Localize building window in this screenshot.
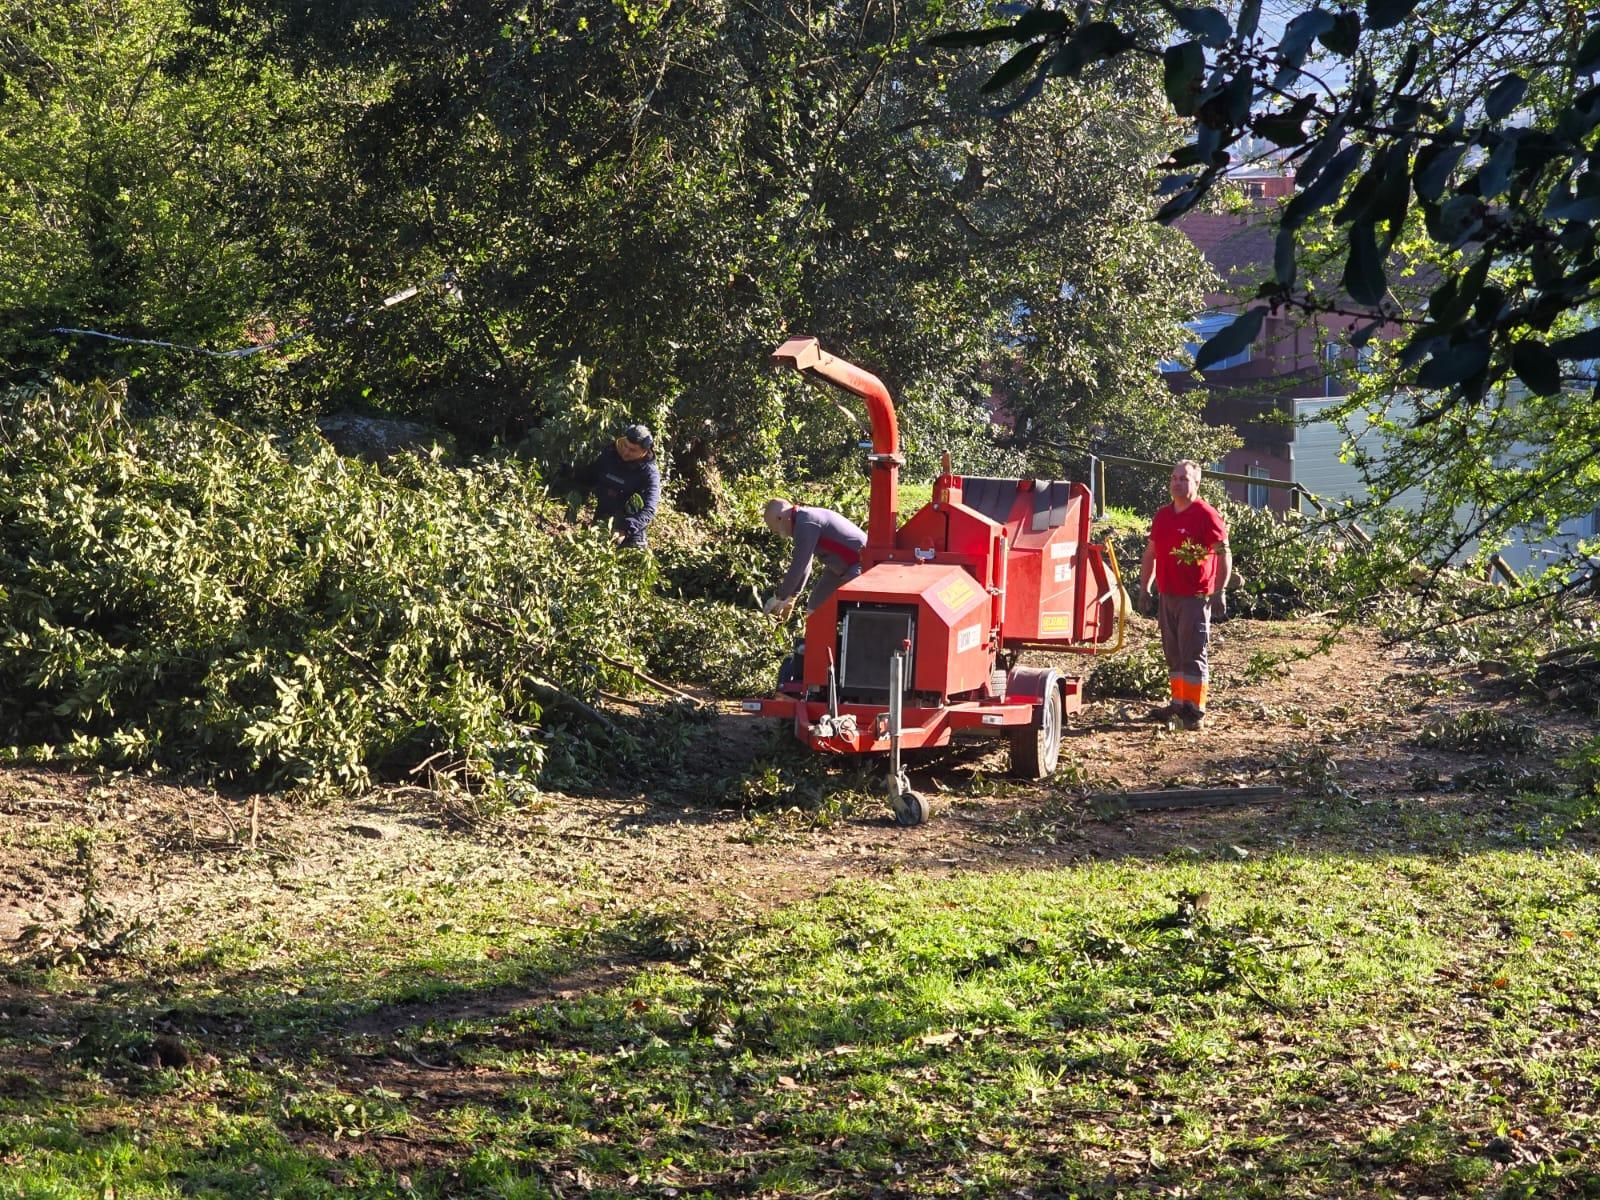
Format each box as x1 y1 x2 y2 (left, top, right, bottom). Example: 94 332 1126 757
1247 465 1270 509
1160 312 1255 373
1323 343 1341 396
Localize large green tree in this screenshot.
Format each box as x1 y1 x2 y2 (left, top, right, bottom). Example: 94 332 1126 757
3 0 1220 496
935 0 1600 577
0 0 338 393
184 0 1219 484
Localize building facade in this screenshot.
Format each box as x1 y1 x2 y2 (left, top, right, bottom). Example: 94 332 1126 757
1169 171 1374 512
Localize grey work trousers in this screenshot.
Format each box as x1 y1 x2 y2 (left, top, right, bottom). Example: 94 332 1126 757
806 562 862 613
1157 593 1213 712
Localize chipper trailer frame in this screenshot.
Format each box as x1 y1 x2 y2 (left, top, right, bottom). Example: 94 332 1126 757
742 337 1127 825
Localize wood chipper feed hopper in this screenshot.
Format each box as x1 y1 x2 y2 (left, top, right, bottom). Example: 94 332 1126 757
741 337 1127 825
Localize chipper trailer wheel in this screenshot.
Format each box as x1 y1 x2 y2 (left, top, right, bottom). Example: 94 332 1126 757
890 785 930 827
1007 667 1064 780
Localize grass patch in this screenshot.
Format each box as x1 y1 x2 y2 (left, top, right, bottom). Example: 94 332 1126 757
5 814 1600 1197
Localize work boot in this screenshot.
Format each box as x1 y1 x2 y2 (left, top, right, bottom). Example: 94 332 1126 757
1146 702 1180 722
1179 707 1206 731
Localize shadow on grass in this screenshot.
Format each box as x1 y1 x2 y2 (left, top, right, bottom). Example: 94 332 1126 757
5 847 1600 1198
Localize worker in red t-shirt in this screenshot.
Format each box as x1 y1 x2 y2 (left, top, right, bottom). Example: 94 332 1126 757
1137 460 1233 730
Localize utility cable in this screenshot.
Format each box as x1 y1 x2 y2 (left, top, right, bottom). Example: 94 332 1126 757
48 269 460 360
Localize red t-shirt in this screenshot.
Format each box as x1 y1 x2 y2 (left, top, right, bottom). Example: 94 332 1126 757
1149 499 1228 597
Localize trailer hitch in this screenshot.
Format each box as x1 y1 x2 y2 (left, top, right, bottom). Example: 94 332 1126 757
809 712 859 741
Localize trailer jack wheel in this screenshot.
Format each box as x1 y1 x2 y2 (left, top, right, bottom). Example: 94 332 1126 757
890 787 930 827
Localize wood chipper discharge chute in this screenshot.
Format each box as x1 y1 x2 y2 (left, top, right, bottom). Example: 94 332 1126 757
741 337 1126 826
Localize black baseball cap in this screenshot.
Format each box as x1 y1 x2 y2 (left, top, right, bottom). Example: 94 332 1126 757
622 423 654 452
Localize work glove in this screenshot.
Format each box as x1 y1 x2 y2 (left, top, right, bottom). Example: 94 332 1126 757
1136 587 1156 618
762 594 795 620
1209 590 1227 621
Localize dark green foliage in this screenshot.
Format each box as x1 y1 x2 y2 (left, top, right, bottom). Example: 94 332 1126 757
1087 646 1168 700
0 379 651 796
1193 308 1265 371
937 0 1600 580
2 0 1218 505
1563 735 1600 797
1417 709 1543 755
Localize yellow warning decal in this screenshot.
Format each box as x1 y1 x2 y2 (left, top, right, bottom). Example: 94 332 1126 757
1040 612 1072 634
937 575 980 610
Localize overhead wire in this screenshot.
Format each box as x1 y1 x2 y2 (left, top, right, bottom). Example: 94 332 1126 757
48 269 461 360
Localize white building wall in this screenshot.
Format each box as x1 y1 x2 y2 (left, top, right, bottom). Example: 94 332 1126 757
1290 395 1596 577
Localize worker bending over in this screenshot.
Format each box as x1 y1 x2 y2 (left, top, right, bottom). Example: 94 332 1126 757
760 499 866 619
571 423 659 548
1137 460 1232 730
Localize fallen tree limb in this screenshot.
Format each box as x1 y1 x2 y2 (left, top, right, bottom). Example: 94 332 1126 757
595 651 708 707
528 678 624 737
1537 639 1600 664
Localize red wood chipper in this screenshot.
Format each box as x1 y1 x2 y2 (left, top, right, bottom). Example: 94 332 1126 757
741 337 1127 825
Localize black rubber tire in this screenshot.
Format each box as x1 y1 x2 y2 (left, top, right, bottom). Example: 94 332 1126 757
1009 680 1063 780
891 790 930 827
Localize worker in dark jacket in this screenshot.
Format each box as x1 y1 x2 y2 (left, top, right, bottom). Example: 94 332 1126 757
761 498 866 618
572 423 660 548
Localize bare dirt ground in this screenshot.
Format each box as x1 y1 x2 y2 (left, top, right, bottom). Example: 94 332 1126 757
2 615 1590 960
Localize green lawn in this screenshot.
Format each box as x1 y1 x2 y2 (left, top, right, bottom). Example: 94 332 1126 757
4 805 1600 1198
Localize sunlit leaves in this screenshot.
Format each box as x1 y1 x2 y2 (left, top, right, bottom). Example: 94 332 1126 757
0 380 656 795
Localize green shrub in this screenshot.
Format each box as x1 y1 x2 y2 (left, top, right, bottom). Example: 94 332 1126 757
1563 735 1600 796
1416 709 1543 755
1214 499 1354 618
648 507 786 607
1087 646 1168 700
637 597 787 698
0 379 655 797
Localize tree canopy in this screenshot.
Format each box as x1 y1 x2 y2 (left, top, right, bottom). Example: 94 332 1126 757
936 0 1600 577
2 0 1225 499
